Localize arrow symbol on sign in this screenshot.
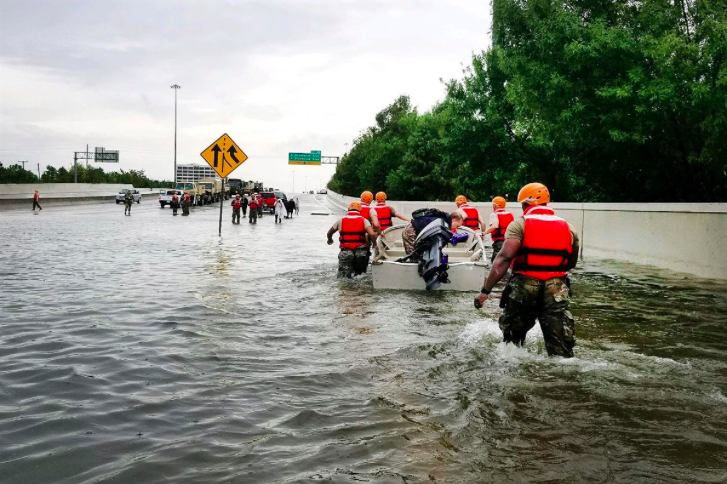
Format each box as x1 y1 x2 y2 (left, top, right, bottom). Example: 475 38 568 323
227 145 241 165
211 144 222 168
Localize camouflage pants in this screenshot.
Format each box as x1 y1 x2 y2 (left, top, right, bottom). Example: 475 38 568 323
499 274 575 357
402 224 417 255
249 209 257 224
491 239 504 262
232 208 240 224
124 202 132 215
338 247 370 278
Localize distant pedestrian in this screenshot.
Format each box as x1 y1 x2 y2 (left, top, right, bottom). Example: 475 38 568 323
231 194 242 224
249 196 259 224
182 192 191 216
32 190 42 211
285 199 295 218
242 194 249 217
171 192 180 216
124 190 133 215
274 198 285 224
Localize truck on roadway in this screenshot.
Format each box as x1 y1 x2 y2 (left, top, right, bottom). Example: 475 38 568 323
199 178 230 204
175 182 205 206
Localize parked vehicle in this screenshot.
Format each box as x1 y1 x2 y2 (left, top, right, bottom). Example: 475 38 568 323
227 178 243 196
115 189 141 204
175 182 204 206
159 189 183 208
199 178 226 204
260 192 277 212
309 190 314 194
274 190 287 203
318 189 328 194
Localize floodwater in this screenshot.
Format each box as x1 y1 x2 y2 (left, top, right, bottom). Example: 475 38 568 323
1 194 726 484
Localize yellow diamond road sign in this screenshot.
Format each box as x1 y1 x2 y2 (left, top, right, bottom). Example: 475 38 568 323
200 133 248 178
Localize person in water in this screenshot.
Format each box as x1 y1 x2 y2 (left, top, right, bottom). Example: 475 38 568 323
483 196 514 262
475 182 580 358
32 190 42 211
124 190 133 216
327 201 378 278
248 196 258 224
231 194 242 224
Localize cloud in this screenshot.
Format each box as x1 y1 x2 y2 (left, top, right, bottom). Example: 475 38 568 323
0 0 491 189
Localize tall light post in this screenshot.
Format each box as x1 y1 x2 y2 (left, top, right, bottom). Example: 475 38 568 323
171 84 181 185
344 142 349 154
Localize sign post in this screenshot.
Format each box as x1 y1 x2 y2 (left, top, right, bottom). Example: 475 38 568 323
200 133 248 236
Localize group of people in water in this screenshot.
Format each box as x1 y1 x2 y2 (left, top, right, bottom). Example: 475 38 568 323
327 183 580 358
230 193 299 224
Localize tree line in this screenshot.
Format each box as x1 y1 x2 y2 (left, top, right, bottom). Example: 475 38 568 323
0 162 172 188
329 0 726 203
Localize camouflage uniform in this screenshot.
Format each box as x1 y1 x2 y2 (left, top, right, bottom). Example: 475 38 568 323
490 239 504 262
498 274 575 357
402 224 417 255
181 197 190 216
338 247 370 278
124 192 133 215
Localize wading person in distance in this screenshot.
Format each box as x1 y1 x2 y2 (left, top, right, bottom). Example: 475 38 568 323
241 194 248 218
124 190 133 216
274 197 285 224
248 195 258 224
483 196 514 262
182 191 191 216
327 201 378 278
231 194 242 224
32 189 42 211
475 182 580 358
171 191 180 216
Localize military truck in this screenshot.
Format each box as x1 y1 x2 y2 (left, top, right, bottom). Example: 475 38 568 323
199 178 230 203
175 182 205 206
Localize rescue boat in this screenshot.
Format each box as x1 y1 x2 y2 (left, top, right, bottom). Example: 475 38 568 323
371 225 488 291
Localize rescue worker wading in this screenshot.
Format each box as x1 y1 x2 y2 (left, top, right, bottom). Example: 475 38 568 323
455 195 485 233
248 196 259 224
124 190 133 216
474 183 580 358
359 191 380 233
373 192 409 232
231 194 242 224
327 201 378 278
483 196 514 262
171 192 180 216
182 192 191 216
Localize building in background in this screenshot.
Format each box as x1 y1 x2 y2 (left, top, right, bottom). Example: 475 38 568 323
176 163 217 183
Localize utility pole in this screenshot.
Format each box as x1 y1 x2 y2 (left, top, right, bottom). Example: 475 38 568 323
18 160 28 170
344 143 349 154
86 144 89 168
74 153 78 183
171 84 181 185
37 163 41 179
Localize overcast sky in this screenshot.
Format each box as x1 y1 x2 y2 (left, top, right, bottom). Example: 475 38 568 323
0 0 491 191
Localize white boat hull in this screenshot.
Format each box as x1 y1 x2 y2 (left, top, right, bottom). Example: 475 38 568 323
372 260 487 291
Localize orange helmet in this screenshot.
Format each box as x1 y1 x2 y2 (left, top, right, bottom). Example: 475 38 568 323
455 195 467 207
348 201 362 212
361 191 374 204
375 191 386 203
492 196 506 209
517 183 550 205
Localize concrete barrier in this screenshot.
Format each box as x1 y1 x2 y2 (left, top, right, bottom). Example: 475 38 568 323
326 190 727 280
0 184 164 210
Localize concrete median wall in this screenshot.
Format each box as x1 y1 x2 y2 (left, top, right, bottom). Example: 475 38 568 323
326 190 727 280
0 184 162 210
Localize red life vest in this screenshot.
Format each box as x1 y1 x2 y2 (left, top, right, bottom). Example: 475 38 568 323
492 209 514 241
360 204 371 221
172 195 179 203
233 199 241 209
512 206 573 281
250 200 258 209
460 204 481 230
339 211 367 250
375 203 392 230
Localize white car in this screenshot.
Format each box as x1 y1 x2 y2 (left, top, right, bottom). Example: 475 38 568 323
158 189 183 208
115 189 141 204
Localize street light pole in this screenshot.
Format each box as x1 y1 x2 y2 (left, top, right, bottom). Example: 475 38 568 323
171 84 181 186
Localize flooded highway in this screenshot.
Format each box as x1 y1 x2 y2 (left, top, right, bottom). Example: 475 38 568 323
1 194 726 483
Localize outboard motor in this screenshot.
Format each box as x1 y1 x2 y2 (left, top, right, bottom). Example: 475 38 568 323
413 218 452 290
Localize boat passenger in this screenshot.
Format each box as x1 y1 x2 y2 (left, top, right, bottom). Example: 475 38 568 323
455 195 485 232
483 196 514 262
474 182 580 358
327 201 378 278
402 210 464 256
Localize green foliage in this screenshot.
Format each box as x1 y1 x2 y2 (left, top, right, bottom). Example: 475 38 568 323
329 0 727 202
0 163 39 183
0 161 172 187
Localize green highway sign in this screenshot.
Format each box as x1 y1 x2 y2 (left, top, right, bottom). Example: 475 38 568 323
288 152 321 162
